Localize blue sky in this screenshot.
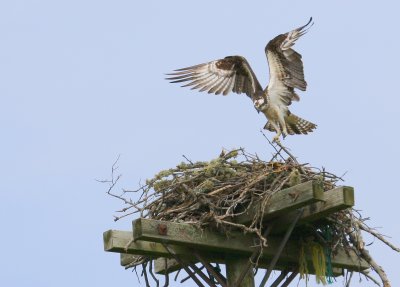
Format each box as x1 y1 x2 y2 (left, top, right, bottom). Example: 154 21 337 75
1 1 399 286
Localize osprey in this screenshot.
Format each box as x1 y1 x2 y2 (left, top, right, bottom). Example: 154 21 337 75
166 18 316 142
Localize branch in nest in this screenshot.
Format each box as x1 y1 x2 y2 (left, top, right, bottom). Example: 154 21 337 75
348 220 391 287
358 221 400 252
361 270 381 287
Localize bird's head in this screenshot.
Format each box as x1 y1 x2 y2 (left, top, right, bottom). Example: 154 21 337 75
254 97 266 112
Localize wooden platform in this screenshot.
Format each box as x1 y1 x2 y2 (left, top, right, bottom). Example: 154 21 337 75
103 181 369 286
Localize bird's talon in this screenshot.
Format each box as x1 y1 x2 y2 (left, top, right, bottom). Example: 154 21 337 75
272 136 281 143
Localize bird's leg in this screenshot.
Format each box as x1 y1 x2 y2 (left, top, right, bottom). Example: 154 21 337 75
280 118 288 139
271 121 282 143
282 125 288 139
273 130 282 143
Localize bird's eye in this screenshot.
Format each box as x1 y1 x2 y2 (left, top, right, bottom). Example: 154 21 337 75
255 99 264 107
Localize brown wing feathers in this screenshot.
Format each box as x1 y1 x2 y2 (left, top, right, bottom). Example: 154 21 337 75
166 56 262 98
266 17 313 92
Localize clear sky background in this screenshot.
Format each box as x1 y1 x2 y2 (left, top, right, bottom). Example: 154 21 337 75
1 1 399 286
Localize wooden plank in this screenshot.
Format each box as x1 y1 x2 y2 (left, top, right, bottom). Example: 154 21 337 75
302 186 354 222
234 181 324 225
149 256 344 277
112 227 360 274
131 218 368 271
104 230 189 258
132 218 258 254
271 186 354 234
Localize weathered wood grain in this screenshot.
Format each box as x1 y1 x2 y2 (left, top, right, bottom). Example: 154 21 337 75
234 180 324 224
129 218 368 271
271 186 354 234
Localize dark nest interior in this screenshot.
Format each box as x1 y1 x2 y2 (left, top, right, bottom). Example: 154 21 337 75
105 146 399 287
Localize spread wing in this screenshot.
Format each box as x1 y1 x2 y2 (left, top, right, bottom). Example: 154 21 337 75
166 56 263 98
265 17 313 106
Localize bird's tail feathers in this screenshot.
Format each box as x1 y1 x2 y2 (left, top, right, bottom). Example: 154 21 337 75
264 114 316 135
286 113 316 135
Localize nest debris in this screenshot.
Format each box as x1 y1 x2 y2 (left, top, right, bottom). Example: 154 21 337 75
104 146 399 287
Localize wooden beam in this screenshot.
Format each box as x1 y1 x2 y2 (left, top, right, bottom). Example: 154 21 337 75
152 257 199 273
120 254 139 267
112 234 348 276
302 186 354 222
151 257 183 273
271 186 354 234
104 230 189 258
234 181 324 224
226 256 255 287
149 257 344 277
130 218 368 271
132 218 258 254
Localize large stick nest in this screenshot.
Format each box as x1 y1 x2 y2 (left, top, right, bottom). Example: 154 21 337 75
105 147 399 286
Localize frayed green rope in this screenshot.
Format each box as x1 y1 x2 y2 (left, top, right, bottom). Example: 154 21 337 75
322 226 334 284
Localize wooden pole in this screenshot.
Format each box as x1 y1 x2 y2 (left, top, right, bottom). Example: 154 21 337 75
225 256 255 287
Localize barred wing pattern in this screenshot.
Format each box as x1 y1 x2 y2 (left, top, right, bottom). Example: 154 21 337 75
265 17 313 106
166 56 262 98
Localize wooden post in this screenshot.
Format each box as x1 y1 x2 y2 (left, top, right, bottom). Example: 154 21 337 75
226 256 255 287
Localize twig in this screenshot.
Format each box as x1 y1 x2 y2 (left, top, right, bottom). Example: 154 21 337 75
163 258 169 287
359 222 400 252
174 267 181 282
142 262 150 287
361 270 381 286
149 260 159 287
260 130 285 162
345 271 353 287
348 224 391 287
182 154 194 165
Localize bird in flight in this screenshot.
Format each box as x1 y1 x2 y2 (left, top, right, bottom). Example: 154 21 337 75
166 18 316 142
